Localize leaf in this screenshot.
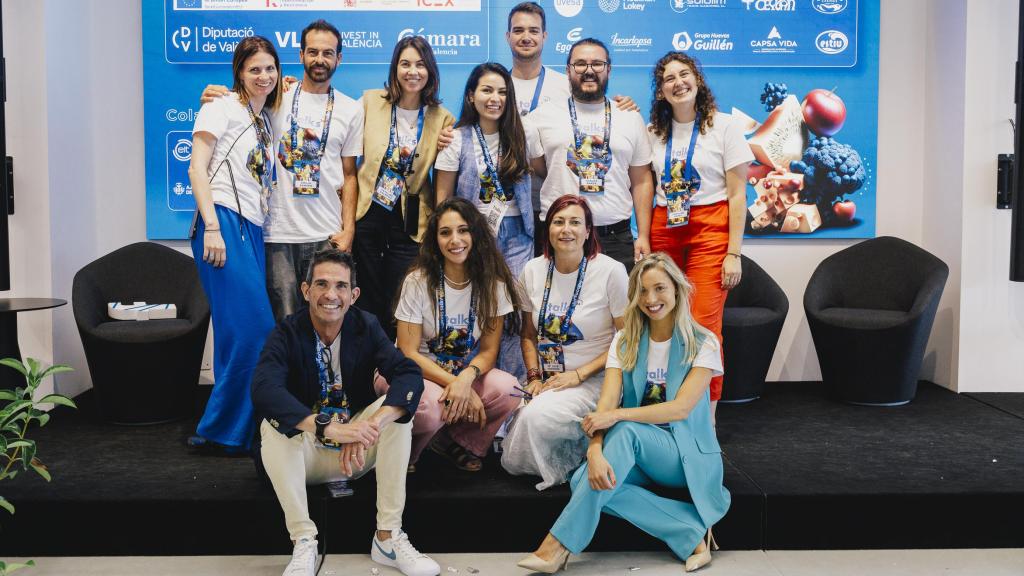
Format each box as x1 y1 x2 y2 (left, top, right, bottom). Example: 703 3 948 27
0 497 13 514
4 560 36 575
6 440 31 450
0 391 17 402
0 400 32 425
37 395 77 409
0 359 27 379
24 358 40 379
38 364 73 381
21 442 35 469
0 435 6 453
32 413 49 427
29 458 50 482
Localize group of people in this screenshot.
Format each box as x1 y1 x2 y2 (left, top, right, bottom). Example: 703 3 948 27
186 3 753 576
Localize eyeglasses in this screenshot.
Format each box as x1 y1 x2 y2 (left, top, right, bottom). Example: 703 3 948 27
320 345 336 386
570 61 608 74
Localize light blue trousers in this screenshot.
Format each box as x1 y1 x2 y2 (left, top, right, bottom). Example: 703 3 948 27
550 421 710 560
496 214 532 381
191 205 276 449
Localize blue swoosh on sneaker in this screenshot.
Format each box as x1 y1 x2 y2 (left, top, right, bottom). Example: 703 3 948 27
374 539 397 561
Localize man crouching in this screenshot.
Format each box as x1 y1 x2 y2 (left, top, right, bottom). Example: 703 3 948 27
252 248 440 576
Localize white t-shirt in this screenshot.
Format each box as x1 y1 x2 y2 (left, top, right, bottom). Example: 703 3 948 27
435 129 544 217
647 113 754 207
395 106 422 154
520 254 628 374
395 270 515 362
193 93 271 227
265 86 364 243
526 98 653 226
512 67 571 117
606 331 722 407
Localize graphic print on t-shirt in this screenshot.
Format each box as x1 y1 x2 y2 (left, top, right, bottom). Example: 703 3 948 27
278 127 323 195
427 311 474 375
663 157 702 217
566 134 610 193
642 367 668 406
246 145 271 186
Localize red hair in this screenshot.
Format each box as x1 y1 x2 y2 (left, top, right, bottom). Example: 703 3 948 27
543 194 602 260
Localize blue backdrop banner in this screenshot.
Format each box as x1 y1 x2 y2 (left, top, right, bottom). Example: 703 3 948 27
143 0 878 239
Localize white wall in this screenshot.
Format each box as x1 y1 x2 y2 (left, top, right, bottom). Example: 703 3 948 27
957 0 1024 392
2 0 1021 394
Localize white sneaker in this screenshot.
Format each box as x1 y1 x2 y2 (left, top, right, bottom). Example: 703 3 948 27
283 537 318 576
370 529 440 576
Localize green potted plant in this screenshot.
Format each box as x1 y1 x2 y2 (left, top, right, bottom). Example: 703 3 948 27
0 358 76 575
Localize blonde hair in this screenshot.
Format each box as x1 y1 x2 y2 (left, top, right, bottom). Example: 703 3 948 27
616 253 718 371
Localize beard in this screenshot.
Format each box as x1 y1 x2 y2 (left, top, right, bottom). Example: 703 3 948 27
304 62 336 83
570 75 608 103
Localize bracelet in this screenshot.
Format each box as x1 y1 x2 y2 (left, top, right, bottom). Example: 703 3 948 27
726 252 740 258
467 364 482 380
204 227 220 233
575 369 582 383
526 367 543 382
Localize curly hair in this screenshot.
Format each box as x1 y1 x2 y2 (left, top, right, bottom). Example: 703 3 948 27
648 51 717 143
405 197 523 335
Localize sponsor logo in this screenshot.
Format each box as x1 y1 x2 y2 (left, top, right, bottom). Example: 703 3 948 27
398 27 481 56
741 0 795 10
174 0 202 8
340 30 383 50
567 27 583 41
670 0 727 13
610 32 653 53
556 28 583 54
598 0 620 12
171 26 194 52
554 0 584 17
673 31 733 52
815 29 848 54
172 139 191 163
811 0 847 14
750 26 798 54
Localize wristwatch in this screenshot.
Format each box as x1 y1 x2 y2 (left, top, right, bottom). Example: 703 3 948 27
314 412 333 443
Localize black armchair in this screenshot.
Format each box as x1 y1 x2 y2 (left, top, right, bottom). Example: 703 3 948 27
73 242 210 424
720 255 788 403
804 236 948 405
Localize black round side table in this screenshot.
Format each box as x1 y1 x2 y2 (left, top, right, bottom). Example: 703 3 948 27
0 298 67 389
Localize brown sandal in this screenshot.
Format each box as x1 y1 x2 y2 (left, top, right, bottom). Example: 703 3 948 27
429 436 483 472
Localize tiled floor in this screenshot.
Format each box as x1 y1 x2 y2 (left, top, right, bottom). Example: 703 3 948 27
11 549 1024 576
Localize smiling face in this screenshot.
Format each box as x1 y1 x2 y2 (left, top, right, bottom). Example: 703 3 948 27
638 266 677 323
657 59 698 111
567 43 610 103
470 72 507 126
302 261 359 329
506 11 547 62
547 204 589 258
301 30 340 85
240 50 278 101
396 46 428 100
437 209 473 267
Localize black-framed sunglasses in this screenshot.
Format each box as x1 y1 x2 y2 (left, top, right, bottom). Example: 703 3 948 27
570 61 608 74
320 345 336 386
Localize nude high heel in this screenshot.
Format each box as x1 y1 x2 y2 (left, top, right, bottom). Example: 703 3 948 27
684 529 718 572
517 546 570 573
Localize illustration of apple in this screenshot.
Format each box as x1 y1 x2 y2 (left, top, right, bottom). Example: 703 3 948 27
802 89 847 137
833 200 856 223
399 146 412 160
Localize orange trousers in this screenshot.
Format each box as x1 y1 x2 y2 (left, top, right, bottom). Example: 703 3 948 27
649 202 729 401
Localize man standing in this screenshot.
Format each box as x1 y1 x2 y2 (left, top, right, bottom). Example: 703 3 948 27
252 249 439 576
526 39 654 273
202 20 364 321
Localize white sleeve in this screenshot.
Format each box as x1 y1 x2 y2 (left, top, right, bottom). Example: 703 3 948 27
519 263 536 313
193 98 229 139
341 100 364 158
692 336 723 377
523 114 544 160
722 115 756 171
629 112 654 167
394 273 426 325
605 331 623 370
495 280 515 316
434 129 463 172
606 259 630 318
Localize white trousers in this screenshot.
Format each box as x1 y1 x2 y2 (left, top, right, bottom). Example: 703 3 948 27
260 396 412 540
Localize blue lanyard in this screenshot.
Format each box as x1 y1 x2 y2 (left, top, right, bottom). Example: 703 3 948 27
386 105 425 176
246 102 272 183
538 256 588 340
437 271 478 352
568 97 611 157
663 113 701 185
528 66 546 113
289 81 334 165
313 333 338 397
473 123 506 201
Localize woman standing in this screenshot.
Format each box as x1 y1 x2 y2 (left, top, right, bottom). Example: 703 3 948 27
354 37 455 338
381 198 521 471
435 62 536 380
188 36 282 451
501 195 628 490
517 253 729 573
645 52 754 415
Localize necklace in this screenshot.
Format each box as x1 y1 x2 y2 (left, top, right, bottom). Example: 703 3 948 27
443 274 471 289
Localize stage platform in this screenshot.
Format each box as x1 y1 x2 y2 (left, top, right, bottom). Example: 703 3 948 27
2 382 1021 556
